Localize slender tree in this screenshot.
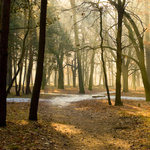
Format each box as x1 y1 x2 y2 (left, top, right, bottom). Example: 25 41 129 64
29 0 47 121
99 7 111 105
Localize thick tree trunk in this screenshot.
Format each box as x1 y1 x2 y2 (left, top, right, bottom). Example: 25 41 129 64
146 50 150 82
139 62 150 101
57 51 64 89
123 14 150 101
77 51 85 93
145 0 150 83
0 0 11 126
115 0 125 106
29 0 47 121
7 49 12 87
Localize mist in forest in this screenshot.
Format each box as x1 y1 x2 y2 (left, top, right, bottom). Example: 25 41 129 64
6 0 150 97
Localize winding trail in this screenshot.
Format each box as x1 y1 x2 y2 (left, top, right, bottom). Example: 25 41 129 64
7 92 145 107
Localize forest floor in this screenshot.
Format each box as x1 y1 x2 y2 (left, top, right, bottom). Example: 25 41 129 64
1 87 150 150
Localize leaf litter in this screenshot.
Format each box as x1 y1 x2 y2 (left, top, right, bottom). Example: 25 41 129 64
1 88 150 149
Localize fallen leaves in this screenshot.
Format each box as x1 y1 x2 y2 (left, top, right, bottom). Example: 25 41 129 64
1 90 150 149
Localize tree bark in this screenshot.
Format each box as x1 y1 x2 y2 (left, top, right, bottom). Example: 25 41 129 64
57 50 64 89
0 0 11 126
71 56 77 87
88 50 95 90
145 0 150 83
42 66 47 90
124 16 150 101
67 57 70 86
115 0 125 106
122 64 128 92
70 0 85 93
7 48 12 87
99 8 111 105
6 27 29 95
58 60 64 89
26 47 33 94
29 0 47 121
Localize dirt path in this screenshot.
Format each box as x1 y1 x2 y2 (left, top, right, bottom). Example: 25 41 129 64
41 99 150 150
49 105 128 150
1 88 150 149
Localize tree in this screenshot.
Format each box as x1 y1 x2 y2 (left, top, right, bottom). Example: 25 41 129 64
0 0 11 126
29 0 47 121
113 0 126 106
46 20 71 89
6 0 31 95
124 17 150 101
70 0 85 93
99 7 111 105
109 0 150 101
145 0 150 83
88 50 95 90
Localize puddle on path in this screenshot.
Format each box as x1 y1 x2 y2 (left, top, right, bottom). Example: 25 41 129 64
7 92 146 107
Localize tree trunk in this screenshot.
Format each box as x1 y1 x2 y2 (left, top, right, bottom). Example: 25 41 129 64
46 65 53 85
22 50 28 94
132 70 136 90
88 50 95 90
115 0 125 106
139 62 150 101
58 60 64 89
0 0 11 126
122 64 129 92
71 55 77 87
77 51 85 93
67 57 70 86
54 69 57 87
145 0 150 83
123 15 150 101
42 66 47 90
99 8 111 105
122 64 128 92
111 63 115 87
70 0 85 93
84 50 89 86
16 64 23 96
57 50 64 89
29 0 47 121
7 48 12 88
6 27 29 95
26 48 33 94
